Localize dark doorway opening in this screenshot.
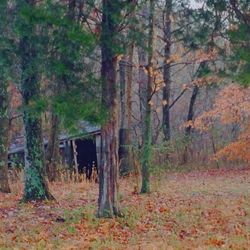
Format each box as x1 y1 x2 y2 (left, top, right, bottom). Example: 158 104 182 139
75 139 97 179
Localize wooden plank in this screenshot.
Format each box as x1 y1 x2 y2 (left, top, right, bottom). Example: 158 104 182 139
72 140 79 175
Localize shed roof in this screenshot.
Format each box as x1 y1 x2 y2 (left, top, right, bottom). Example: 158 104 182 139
8 122 101 155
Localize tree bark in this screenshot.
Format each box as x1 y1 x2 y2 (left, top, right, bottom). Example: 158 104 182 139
0 80 11 193
119 58 130 175
19 0 53 201
182 85 199 164
183 61 211 164
125 42 134 172
162 0 172 141
119 42 135 176
0 0 11 194
98 0 122 218
45 0 76 182
138 47 148 147
46 113 60 182
141 0 155 194
126 44 134 142
185 85 199 137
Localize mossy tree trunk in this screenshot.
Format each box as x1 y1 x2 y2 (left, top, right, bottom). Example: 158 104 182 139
0 1 11 193
19 0 53 201
141 0 155 194
0 80 11 193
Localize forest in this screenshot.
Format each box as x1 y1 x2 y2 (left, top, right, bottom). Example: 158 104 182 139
0 0 250 249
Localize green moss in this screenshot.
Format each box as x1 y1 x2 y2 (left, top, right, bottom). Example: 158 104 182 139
24 166 46 200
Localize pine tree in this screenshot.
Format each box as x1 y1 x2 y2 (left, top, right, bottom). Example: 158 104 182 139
17 0 54 201
0 0 13 193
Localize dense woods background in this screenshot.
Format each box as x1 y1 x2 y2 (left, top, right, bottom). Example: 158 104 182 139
0 0 250 248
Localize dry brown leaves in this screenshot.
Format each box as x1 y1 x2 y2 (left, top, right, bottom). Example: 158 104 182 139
0 167 250 249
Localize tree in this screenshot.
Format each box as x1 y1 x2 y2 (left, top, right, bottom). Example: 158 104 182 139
98 0 124 217
0 0 13 193
17 0 54 201
46 113 60 182
141 0 155 194
228 0 250 86
182 63 206 164
119 2 136 176
162 0 172 141
201 0 250 86
0 79 11 193
25 0 98 183
119 44 135 176
193 84 250 162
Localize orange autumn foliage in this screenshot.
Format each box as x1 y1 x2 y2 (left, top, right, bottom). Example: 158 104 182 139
216 125 250 161
193 84 250 162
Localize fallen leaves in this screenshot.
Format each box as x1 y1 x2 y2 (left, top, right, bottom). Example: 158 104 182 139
0 167 249 249
205 237 225 247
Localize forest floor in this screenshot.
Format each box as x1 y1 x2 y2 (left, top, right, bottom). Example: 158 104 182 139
0 167 250 250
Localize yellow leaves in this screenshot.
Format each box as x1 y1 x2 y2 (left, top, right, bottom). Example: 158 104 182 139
162 99 168 106
194 84 250 127
165 54 181 64
116 54 124 62
192 110 217 132
192 84 250 162
215 84 250 124
192 75 219 87
215 137 250 162
181 84 189 90
194 48 218 63
183 120 195 129
148 100 154 106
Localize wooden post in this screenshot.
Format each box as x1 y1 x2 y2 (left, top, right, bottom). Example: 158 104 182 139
72 140 79 179
95 135 101 169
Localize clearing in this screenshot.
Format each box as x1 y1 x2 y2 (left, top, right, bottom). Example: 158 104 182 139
0 167 250 249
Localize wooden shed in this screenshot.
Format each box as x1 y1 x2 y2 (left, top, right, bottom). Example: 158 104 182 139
8 123 101 178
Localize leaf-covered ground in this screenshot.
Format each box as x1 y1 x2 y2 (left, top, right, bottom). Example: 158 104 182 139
0 167 250 249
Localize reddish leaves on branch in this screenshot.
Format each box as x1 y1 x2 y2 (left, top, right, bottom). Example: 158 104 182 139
191 84 250 162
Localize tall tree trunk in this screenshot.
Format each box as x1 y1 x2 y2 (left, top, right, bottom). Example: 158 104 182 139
185 85 199 137
119 3 136 176
185 61 208 138
119 43 135 176
138 47 148 147
119 58 130 175
182 60 210 164
45 0 76 182
20 0 53 201
162 0 172 141
141 0 155 194
182 85 199 163
98 0 122 218
0 0 12 194
125 42 134 169
126 44 134 133
0 80 11 193
138 4 149 147
46 113 60 182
